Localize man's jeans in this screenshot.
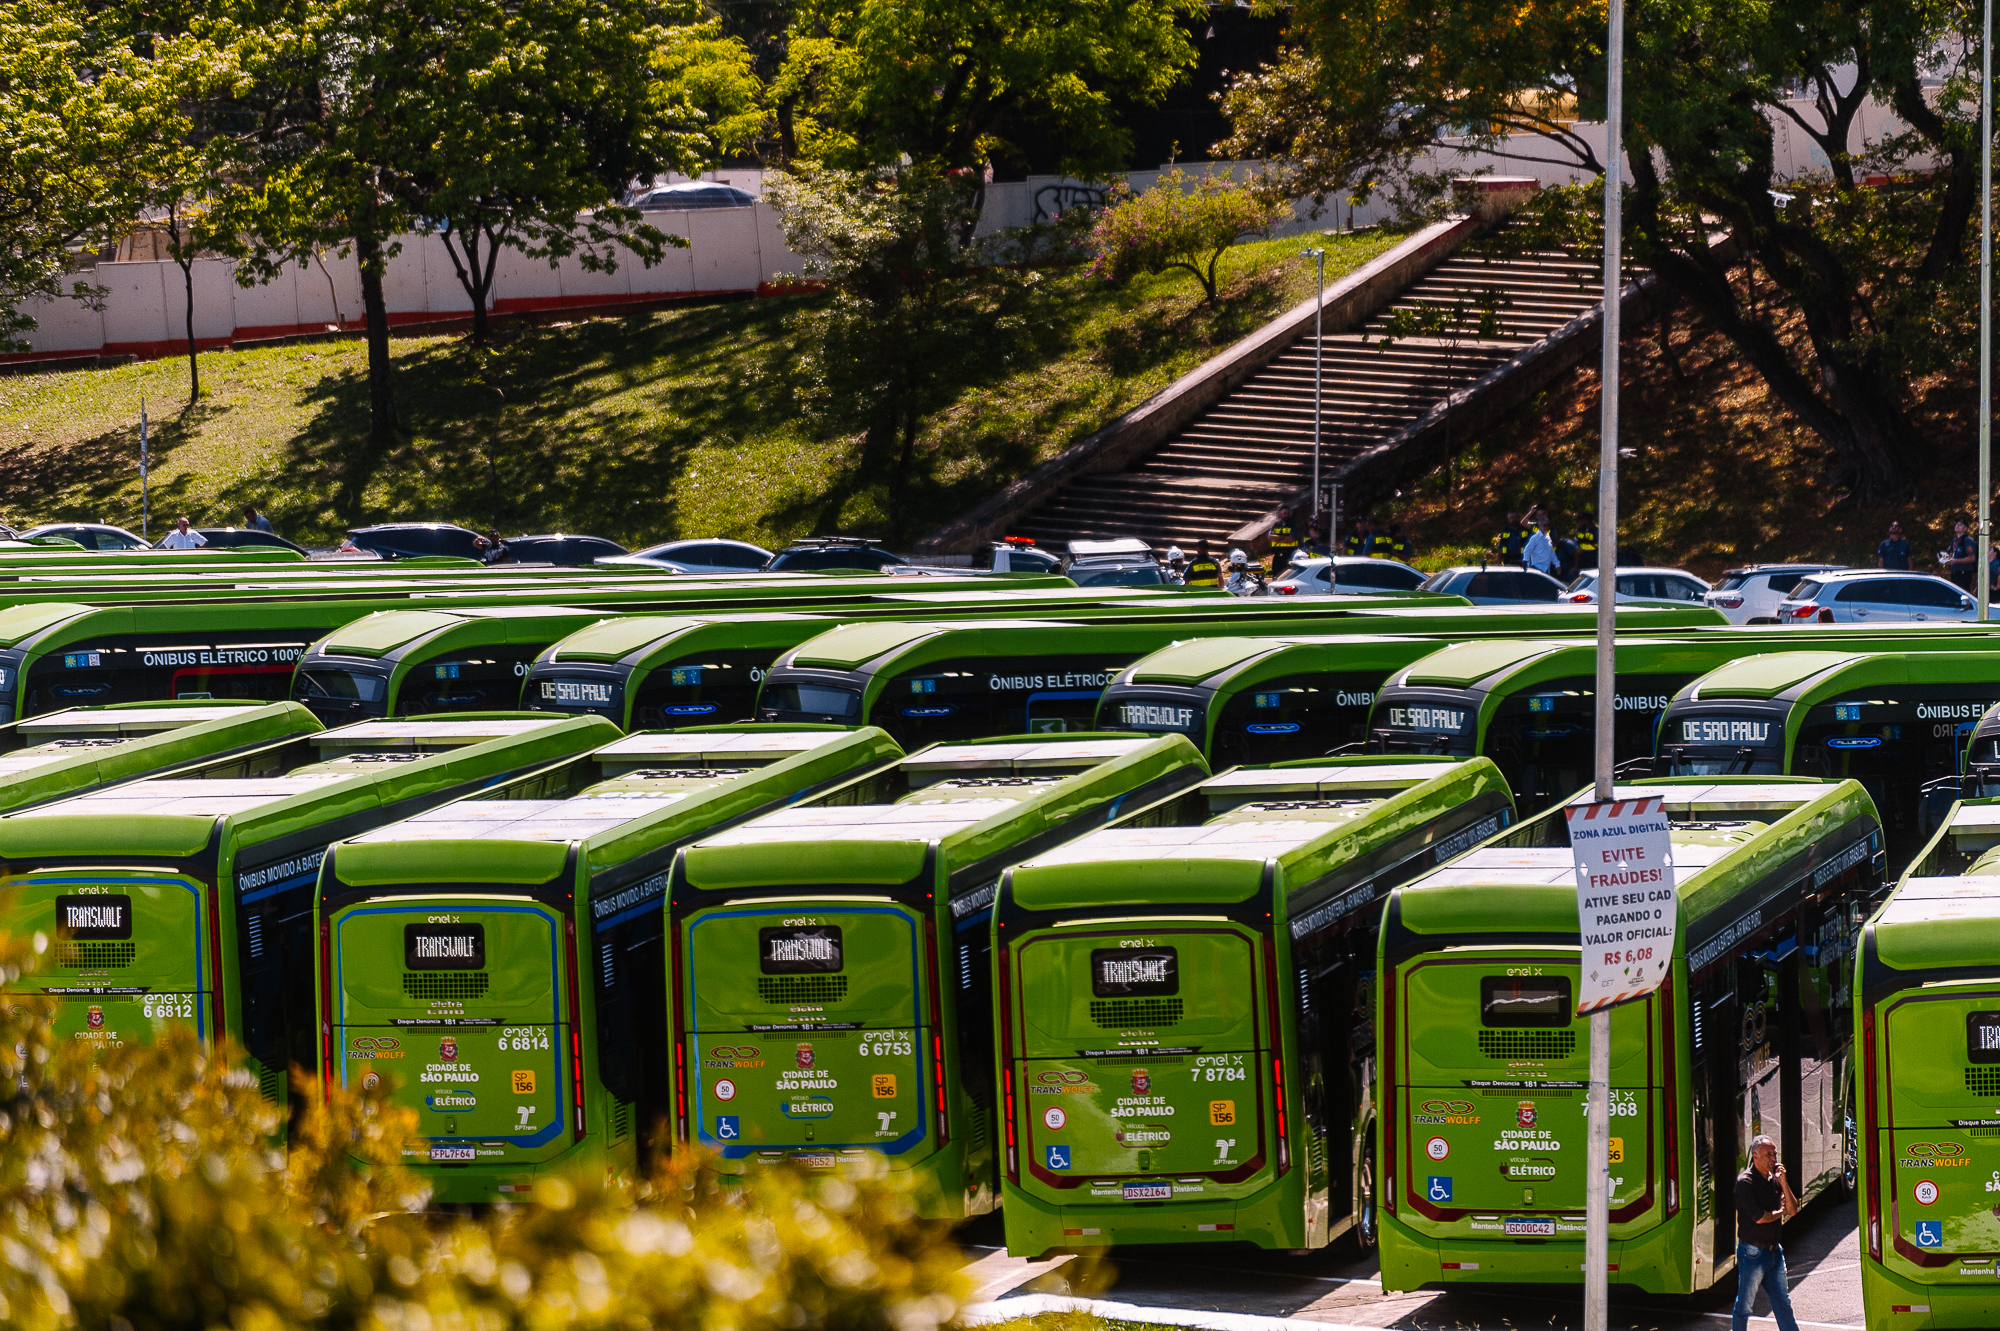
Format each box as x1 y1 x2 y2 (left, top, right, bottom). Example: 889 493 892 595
1732 1241 1800 1331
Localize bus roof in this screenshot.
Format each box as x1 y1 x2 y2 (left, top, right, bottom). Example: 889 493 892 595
547 613 829 663
1685 651 1863 698
683 733 1204 888
1007 756 1508 909
0 701 320 814
0 713 616 859
1874 799 2000 968
1391 776 1876 939
1684 649 2000 706
332 726 903 887
316 605 602 658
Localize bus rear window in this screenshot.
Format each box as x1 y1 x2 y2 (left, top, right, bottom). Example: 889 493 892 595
763 683 860 717
1970 1011 2000 1063
1481 975 1571 1028
761 926 843 973
1092 948 1178 997
300 670 386 702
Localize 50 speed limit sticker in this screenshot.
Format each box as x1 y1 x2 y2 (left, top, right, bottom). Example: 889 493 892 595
1916 1179 1940 1206
1426 1136 1450 1161
1043 1106 1067 1131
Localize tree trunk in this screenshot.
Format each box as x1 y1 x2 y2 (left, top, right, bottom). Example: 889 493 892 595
178 255 200 408
356 235 398 442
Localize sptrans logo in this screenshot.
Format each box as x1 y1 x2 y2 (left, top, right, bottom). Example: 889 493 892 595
1412 1098 1482 1126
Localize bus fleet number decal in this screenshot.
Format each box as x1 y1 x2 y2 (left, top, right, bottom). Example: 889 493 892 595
498 1027 551 1052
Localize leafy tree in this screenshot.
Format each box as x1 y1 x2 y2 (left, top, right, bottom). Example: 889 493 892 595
1086 168 1287 303
0 926 969 1331
769 167 1030 542
205 0 753 442
774 0 1204 186
0 1 229 353
1220 0 1985 501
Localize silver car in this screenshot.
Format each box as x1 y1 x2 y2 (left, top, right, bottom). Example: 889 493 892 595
1775 570 1976 623
1561 566 1713 605
1417 565 1566 604
1270 555 1426 596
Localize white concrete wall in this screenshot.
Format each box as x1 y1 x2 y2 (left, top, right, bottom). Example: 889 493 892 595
8 111 1906 362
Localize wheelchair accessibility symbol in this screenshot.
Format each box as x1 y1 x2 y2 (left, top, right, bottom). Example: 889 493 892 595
1046 1144 1071 1171
716 1115 740 1141
1427 1176 1453 1203
1916 1220 1943 1248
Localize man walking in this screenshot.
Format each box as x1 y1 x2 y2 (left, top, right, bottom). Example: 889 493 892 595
242 505 274 535
1877 522 1911 570
1732 1134 1801 1331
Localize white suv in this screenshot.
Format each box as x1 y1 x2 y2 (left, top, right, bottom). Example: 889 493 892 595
1704 564 1846 623
1775 570 1977 623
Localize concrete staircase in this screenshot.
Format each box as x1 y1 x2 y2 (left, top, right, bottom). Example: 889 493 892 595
1006 244 1607 552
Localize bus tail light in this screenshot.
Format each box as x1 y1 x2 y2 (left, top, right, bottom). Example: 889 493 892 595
924 923 949 1145
674 1040 688 1143
1381 965 1397 1216
1864 1007 1881 1260
318 917 335 1104
1273 1057 1290 1173
932 1033 949 1131
1661 981 1680 1219
1262 938 1290 1176
997 940 1019 1184
566 919 586 1139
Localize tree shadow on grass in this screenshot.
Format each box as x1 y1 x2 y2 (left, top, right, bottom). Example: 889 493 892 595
9 401 225 530
232 297 819 545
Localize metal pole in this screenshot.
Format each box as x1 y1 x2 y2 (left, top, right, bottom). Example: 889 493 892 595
1982 0 1992 621
1587 0 1624 1322
1309 247 1326 542
140 395 149 541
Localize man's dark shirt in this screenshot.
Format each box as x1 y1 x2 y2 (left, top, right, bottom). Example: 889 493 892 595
1735 1165 1784 1249
1878 537 1912 570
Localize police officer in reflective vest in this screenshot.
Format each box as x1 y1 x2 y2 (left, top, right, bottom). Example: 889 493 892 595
1575 517 1599 569
1184 540 1222 589
1378 522 1411 562
1269 507 1300 567
1494 511 1528 564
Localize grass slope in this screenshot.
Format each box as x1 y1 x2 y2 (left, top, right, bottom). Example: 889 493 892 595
2 230 1393 549
1392 299 1986 580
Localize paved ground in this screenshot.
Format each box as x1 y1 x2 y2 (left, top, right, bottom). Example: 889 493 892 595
959 1190 1863 1330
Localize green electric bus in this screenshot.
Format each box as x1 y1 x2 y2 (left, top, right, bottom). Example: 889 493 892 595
1854 795 2000 1329
1094 636 1442 766
1657 650 2000 860
0 712 617 1117
670 732 1212 1217
315 725 905 1203
1366 633 1945 816
992 755 1517 1257
755 607 1736 753
1376 776 1884 1295
291 606 618 724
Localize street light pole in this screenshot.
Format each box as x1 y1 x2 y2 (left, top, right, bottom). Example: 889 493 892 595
1303 245 1327 549
1982 0 1992 621
1587 0 1625 1324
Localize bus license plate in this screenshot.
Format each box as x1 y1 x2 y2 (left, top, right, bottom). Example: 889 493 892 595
1122 1182 1172 1201
429 1147 476 1162
793 1153 836 1169
1504 1218 1555 1236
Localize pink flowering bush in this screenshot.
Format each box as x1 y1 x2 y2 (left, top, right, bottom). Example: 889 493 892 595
1086 168 1289 303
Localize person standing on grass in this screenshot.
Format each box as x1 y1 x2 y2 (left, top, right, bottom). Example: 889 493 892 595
1946 517 1978 591
1877 522 1912 570
243 505 273 534
159 516 206 550
1731 1135 1801 1331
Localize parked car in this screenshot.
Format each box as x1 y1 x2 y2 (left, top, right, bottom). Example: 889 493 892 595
341 523 484 561
1269 555 1426 596
1417 565 1566 604
499 534 628 565
1561 566 1713 604
1704 563 1847 623
1775 570 1977 623
763 538 907 573
186 527 311 556
20 522 148 551
1063 537 1168 588
604 538 773 573
988 537 1064 574
632 182 756 210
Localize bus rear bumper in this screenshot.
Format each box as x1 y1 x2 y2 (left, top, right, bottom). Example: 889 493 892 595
1378 1213 1684 1294
1863 1257 2000 1330
999 1183 1301 1257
